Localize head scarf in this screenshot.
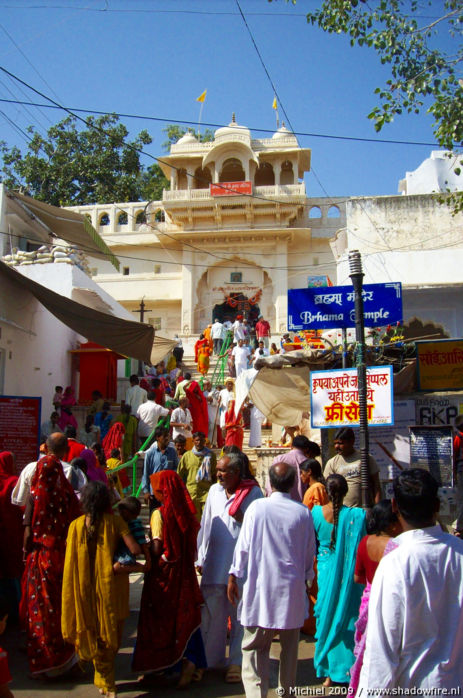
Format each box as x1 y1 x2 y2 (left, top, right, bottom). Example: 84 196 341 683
30 454 80 549
102 422 125 460
80 448 108 484
150 470 199 561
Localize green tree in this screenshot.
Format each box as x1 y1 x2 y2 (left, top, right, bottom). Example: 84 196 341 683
273 0 463 207
0 113 153 206
162 124 215 151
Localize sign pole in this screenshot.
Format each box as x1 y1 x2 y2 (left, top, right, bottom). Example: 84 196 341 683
349 250 370 509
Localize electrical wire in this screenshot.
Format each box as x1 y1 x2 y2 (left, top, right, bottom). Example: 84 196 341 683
0 97 439 147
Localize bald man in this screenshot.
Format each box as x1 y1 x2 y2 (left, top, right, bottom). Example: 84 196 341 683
228 462 316 698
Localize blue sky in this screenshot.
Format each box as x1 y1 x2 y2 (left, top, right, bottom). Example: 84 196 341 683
0 0 450 199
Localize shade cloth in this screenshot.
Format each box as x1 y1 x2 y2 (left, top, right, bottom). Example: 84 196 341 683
0 260 176 364
5 189 119 269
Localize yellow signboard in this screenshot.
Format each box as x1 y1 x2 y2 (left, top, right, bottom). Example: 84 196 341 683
416 339 463 391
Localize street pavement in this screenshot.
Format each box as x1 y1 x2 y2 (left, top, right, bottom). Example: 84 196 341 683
5 572 325 698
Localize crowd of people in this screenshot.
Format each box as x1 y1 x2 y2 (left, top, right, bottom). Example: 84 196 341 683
1 346 463 697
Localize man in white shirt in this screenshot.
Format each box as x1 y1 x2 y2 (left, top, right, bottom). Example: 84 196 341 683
203 379 220 447
233 317 246 343
125 374 147 415
228 462 316 698
252 340 269 367
232 339 250 378
219 379 235 431
358 468 463 693
170 396 193 446
136 391 169 446
197 452 263 682
11 433 87 505
211 318 224 355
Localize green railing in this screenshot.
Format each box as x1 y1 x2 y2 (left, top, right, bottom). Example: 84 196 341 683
107 414 171 497
210 331 233 387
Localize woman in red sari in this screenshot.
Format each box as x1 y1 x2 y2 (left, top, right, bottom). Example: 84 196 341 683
184 379 209 437
0 452 23 619
224 399 244 450
132 470 206 687
21 436 81 678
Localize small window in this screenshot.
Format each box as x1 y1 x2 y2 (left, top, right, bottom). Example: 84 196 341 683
99 213 110 226
230 272 242 283
123 267 130 276
309 206 322 219
154 264 161 274
91 267 98 276
148 317 162 330
117 212 128 225
328 205 341 218
136 211 146 225
154 209 165 222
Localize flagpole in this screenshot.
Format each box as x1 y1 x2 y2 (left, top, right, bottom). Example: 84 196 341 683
198 100 204 137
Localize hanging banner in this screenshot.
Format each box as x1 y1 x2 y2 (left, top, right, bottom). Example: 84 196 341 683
310 365 394 429
288 282 402 330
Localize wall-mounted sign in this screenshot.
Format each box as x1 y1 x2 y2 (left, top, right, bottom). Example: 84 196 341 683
307 275 333 288
310 366 394 429
288 282 402 330
0 395 41 471
416 339 463 391
409 425 453 486
210 181 252 197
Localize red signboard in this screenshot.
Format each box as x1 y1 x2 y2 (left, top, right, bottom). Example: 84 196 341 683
0 396 41 472
210 181 252 197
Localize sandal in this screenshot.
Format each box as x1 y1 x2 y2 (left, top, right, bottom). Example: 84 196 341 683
225 664 242 684
192 668 204 682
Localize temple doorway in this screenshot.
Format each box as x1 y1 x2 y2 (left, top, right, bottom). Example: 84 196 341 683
212 292 261 325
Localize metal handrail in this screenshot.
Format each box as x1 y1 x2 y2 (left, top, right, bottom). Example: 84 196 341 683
210 331 233 387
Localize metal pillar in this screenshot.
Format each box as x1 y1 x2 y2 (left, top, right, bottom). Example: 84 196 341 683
348 250 370 509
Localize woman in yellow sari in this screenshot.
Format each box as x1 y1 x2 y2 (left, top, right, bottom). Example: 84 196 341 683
194 333 211 376
62 481 142 697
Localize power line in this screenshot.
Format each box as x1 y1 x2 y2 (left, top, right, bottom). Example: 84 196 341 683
0 97 438 147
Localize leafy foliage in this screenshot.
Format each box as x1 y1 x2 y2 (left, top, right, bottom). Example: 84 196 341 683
0 114 154 206
272 0 463 208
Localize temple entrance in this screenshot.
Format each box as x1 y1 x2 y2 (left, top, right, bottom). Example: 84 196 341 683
212 292 261 325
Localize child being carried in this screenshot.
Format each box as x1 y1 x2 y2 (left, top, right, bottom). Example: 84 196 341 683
114 496 151 574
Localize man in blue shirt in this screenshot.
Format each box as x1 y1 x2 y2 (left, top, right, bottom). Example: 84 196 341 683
142 426 178 512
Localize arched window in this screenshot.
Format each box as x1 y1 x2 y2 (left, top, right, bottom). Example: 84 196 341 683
99 213 110 226
328 205 341 218
280 160 294 185
255 162 275 186
309 206 322 219
117 211 128 225
136 211 146 225
194 166 212 189
220 158 245 183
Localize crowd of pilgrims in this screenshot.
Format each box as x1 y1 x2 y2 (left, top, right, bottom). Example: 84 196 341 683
0 352 461 696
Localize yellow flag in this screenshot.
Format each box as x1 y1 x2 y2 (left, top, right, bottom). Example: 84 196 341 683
272 96 277 110
196 90 207 103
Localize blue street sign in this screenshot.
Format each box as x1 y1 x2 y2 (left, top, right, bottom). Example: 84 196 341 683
288 282 403 331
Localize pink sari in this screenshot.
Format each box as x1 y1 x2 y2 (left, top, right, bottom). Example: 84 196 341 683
349 538 398 694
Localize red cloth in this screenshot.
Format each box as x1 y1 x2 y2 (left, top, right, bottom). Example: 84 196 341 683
224 400 244 450
0 451 23 579
132 471 203 672
20 455 80 676
184 381 209 436
65 439 85 463
0 646 11 685
153 386 165 405
354 535 380 585
228 479 259 517
102 423 129 488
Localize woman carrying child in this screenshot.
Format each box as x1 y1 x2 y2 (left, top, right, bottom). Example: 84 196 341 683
62 481 143 698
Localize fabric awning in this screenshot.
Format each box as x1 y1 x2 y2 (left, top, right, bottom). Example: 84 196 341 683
0 260 176 364
5 189 119 270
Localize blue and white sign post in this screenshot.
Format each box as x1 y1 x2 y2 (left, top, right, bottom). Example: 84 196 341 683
288 282 403 331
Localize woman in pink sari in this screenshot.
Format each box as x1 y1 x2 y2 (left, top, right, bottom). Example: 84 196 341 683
349 499 400 694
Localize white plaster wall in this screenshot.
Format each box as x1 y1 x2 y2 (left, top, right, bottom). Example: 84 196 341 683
398 151 463 195
0 275 75 418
